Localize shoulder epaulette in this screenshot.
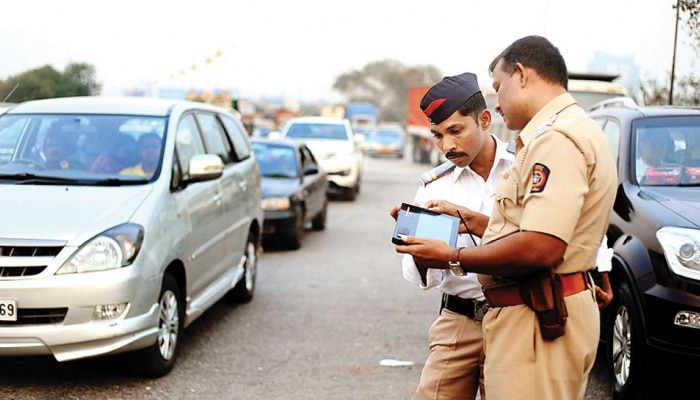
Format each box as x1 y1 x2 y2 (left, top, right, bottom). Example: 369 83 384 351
419 161 455 186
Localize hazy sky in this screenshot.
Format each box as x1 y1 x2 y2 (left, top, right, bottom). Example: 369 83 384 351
1 0 695 102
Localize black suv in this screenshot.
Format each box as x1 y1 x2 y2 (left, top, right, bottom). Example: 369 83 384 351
589 102 700 399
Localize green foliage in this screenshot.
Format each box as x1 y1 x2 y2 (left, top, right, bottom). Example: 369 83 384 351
0 62 102 103
332 59 442 124
678 0 700 52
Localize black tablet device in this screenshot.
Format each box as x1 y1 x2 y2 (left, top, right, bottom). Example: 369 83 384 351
392 202 460 246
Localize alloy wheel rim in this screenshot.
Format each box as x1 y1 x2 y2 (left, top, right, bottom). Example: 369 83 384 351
245 241 257 291
612 305 631 386
157 290 179 361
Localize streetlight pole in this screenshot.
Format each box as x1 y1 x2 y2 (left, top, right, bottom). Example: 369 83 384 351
670 0 680 105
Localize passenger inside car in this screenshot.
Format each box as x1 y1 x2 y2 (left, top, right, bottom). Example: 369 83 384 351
119 133 162 178
40 128 87 170
90 133 138 174
636 129 674 184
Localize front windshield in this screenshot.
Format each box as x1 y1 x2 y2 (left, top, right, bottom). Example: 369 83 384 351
252 142 298 178
634 116 700 186
0 113 166 185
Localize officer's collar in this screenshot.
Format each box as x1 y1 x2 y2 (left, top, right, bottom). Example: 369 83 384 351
519 93 577 146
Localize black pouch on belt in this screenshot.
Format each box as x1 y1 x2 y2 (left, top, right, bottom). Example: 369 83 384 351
519 270 568 340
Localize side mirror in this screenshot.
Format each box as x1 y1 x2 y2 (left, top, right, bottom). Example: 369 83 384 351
304 165 319 176
187 154 224 183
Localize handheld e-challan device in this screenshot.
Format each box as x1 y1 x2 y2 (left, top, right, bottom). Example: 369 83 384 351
392 203 460 247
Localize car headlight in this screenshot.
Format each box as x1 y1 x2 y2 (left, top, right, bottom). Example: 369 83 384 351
657 227 700 280
56 224 144 274
261 197 290 211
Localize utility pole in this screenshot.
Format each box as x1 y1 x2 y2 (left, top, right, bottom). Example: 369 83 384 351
669 0 680 105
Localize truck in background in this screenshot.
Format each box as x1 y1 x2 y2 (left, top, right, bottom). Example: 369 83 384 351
345 102 378 127
406 85 436 164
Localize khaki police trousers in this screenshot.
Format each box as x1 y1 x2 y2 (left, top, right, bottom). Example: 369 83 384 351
482 289 599 400
416 308 485 400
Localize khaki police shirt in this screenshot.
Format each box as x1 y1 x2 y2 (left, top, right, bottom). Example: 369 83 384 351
478 93 616 287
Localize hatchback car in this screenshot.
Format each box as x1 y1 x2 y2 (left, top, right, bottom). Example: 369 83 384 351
279 116 362 200
589 102 700 399
251 138 328 249
0 96 263 377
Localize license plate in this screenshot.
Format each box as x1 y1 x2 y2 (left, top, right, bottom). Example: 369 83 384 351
0 298 17 321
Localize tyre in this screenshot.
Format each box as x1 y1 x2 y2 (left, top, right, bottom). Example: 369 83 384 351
126 273 182 377
227 232 258 303
311 201 327 231
607 281 649 400
284 209 304 250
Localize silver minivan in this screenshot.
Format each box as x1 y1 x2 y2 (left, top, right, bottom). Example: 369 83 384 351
0 97 263 377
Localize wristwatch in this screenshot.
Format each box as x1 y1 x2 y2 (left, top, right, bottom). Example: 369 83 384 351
449 247 466 276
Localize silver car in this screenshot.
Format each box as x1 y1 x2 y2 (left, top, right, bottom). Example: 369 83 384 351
0 96 263 377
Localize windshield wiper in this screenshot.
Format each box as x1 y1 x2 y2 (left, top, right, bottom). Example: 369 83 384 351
92 177 150 186
0 173 81 185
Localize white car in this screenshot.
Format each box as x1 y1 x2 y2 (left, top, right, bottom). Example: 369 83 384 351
0 96 263 377
279 116 363 200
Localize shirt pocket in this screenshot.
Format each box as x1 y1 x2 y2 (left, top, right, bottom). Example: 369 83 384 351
491 171 521 234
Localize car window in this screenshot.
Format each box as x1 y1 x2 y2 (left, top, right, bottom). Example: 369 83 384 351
300 145 318 171
175 113 206 176
252 142 298 178
220 114 251 161
195 112 232 164
599 118 620 167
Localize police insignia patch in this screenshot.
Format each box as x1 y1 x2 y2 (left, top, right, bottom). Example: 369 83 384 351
531 163 549 193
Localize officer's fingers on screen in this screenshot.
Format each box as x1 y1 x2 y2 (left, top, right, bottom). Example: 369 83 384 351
390 204 400 219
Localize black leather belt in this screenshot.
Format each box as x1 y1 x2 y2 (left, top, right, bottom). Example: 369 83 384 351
441 293 490 321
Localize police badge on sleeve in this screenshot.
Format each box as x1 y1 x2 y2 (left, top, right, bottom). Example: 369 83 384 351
531 163 550 193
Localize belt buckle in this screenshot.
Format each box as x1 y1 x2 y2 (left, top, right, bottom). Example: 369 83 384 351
473 301 489 321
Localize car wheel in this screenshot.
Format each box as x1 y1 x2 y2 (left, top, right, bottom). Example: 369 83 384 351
126 273 182 377
227 232 258 303
311 201 327 231
607 280 648 400
285 210 304 250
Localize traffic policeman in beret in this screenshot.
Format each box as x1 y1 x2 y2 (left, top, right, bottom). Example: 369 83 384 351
392 72 514 400
394 36 617 400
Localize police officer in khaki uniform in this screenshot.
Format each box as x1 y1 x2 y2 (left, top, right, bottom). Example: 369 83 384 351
394 35 617 400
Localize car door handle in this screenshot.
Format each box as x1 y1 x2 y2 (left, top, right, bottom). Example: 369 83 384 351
213 194 222 206
238 180 247 191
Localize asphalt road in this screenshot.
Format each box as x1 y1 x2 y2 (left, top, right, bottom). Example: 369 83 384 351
0 154 616 400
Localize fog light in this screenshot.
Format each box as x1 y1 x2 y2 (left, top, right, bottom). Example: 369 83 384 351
674 311 700 329
94 303 129 320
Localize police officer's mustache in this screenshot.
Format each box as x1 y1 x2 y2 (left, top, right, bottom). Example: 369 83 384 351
445 151 467 159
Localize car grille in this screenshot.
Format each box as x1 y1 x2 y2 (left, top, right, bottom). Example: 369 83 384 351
0 241 64 277
0 308 68 325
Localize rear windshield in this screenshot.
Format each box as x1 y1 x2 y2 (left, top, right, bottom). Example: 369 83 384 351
285 123 349 140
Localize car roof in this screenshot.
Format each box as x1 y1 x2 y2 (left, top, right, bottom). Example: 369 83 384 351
285 116 349 124
589 104 700 119
3 96 231 117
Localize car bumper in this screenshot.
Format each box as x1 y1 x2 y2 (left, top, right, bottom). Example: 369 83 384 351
365 146 404 157
262 209 298 236
319 156 361 191
0 266 161 362
644 283 700 357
